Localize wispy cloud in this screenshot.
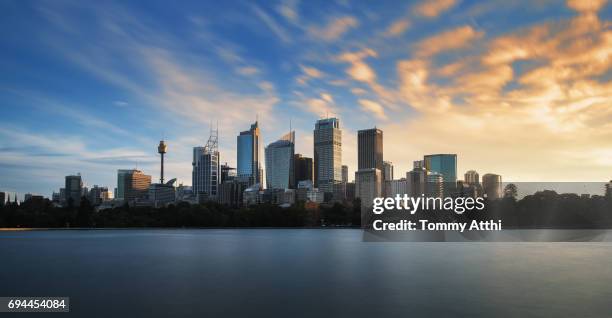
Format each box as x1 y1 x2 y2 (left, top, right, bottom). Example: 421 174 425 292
308 16 359 42
413 0 457 18
252 5 292 43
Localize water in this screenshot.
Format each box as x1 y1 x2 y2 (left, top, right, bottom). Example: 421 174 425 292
1 229 611 317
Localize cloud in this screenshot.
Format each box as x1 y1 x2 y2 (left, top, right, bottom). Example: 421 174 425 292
252 5 292 43
113 100 129 107
296 64 324 85
415 25 484 57
384 19 411 37
413 0 457 18
358 99 387 119
236 66 260 76
386 5 612 181
308 16 359 41
277 0 299 23
300 64 323 78
566 0 607 13
337 48 378 82
305 94 337 117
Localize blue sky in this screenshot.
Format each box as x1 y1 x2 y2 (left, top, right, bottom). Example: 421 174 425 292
1 0 611 198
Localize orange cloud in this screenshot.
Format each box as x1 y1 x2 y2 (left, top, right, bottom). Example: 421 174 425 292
384 19 410 37
383 6 612 181
358 99 387 119
413 0 457 18
415 26 484 57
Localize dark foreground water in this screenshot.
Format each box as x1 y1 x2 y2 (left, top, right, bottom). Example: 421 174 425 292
1 229 611 317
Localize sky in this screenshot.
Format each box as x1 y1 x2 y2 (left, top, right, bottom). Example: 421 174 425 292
1 0 611 198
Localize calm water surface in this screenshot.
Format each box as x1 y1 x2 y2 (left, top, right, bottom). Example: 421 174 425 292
1 229 611 317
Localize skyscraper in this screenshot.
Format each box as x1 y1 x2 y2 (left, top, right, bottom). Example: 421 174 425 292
265 131 295 190
65 174 83 206
424 154 457 196
355 168 382 214
407 166 428 196
314 118 342 196
342 165 349 183
357 128 383 171
383 161 394 181
193 128 220 202
237 121 262 186
119 170 151 202
482 173 502 199
464 170 480 186
423 154 457 183
294 154 313 187
426 172 444 198
355 127 382 211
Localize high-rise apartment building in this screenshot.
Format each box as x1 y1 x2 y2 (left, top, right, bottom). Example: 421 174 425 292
237 121 262 186
357 128 383 171
265 131 295 190
314 118 342 196
193 129 220 202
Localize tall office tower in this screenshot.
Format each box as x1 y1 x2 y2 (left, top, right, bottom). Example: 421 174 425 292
265 131 295 190
193 128 220 202
220 163 236 183
383 161 394 181
426 172 444 198
357 128 383 171
355 168 382 214
423 154 457 183
0 192 5 206
237 121 262 186
407 166 428 196
294 154 313 187
119 170 151 202
482 173 503 199
424 154 457 196
464 170 480 186
65 174 83 206
314 118 342 196
342 165 349 183
116 169 132 199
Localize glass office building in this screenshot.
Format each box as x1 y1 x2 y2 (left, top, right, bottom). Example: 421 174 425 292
265 131 295 190
237 122 261 186
424 154 457 196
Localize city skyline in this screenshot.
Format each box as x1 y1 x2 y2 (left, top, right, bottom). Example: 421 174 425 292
1 0 612 197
